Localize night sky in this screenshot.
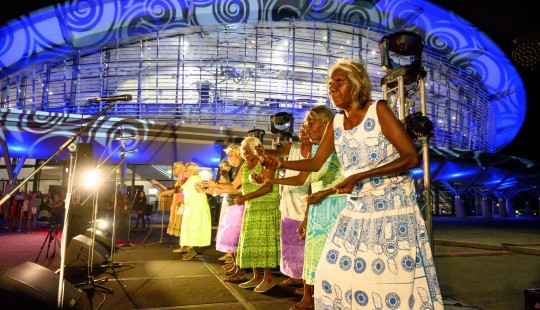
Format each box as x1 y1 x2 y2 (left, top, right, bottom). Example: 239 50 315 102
1 0 538 161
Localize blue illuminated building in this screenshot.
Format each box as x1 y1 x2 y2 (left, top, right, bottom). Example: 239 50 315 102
0 0 538 217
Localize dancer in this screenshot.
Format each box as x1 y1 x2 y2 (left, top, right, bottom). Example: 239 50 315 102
210 136 280 293
152 161 187 252
256 105 346 310
210 145 245 278
179 162 212 260
253 123 312 288
262 58 443 309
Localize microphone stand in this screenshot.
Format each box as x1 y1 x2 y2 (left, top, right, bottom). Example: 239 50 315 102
0 98 127 309
95 160 139 308
144 180 179 248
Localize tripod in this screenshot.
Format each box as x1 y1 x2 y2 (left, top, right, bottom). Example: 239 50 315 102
35 220 60 263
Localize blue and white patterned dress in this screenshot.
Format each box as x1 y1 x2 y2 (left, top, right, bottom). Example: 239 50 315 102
313 101 443 310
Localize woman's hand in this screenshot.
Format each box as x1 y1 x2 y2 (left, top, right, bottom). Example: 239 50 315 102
213 188 225 195
306 191 327 205
234 195 246 205
260 155 281 170
207 178 217 187
250 172 268 184
297 217 307 239
150 179 159 185
195 182 205 192
335 176 358 194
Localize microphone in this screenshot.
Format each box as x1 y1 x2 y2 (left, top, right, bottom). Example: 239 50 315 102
89 94 133 102
120 148 138 155
114 135 137 141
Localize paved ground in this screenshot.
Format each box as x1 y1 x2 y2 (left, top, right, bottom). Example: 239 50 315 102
1 214 539 309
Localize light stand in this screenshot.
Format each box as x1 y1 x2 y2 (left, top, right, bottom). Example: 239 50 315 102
379 31 435 249
73 175 112 297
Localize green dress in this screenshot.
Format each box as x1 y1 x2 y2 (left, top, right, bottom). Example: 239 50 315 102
179 175 212 247
303 146 347 285
236 162 281 268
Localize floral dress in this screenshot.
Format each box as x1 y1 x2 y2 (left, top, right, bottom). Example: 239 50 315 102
313 102 443 309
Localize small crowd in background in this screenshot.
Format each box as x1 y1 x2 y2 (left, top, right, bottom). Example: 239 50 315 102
0 190 64 233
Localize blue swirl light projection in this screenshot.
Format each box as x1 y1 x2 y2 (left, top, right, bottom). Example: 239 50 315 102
0 0 526 154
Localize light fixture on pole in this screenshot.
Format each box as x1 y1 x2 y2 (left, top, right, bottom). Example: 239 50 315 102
379 31 435 250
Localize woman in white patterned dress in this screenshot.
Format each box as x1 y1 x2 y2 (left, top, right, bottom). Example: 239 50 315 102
261 58 443 309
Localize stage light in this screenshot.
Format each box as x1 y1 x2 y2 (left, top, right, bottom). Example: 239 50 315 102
379 31 423 72
247 129 266 142
96 219 109 231
404 112 434 140
270 112 294 134
83 169 101 189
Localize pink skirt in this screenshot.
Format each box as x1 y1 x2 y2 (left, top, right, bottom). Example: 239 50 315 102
280 217 305 279
215 204 245 253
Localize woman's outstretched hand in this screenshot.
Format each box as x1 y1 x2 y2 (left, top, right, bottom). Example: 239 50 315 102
335 176 358 194
306 191 327 205
250 172 268 184
259 155 281 170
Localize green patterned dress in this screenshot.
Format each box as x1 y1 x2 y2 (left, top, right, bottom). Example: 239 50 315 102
236 161 281 268
303 145 347 285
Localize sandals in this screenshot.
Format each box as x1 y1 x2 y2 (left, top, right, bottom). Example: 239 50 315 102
218 253 232 261
293 288 304 296
282 278 303 286
222 274 247 282
239 278 263 288
253 278 278 293
224 267 237 276
181 248 198 260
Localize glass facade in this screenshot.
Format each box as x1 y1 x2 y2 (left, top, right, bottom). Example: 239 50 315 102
1 21 495 152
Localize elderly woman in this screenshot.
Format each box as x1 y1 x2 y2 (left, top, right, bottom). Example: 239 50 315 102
152 161 187 253
178 162 212 260
209 136 280 293
254 105 347 310
262 59 443 309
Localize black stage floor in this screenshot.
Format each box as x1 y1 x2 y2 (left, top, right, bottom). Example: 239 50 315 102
1 213 540 309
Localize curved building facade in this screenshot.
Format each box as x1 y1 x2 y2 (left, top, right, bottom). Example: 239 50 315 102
0 0 538 215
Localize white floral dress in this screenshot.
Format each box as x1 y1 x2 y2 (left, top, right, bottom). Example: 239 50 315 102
313 101 443 310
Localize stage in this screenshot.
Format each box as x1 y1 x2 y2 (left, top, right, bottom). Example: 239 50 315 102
1 213 539 309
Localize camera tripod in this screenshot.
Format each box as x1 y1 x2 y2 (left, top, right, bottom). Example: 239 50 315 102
35 221 60 263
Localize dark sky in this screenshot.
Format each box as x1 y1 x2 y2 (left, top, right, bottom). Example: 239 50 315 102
1 0 538 161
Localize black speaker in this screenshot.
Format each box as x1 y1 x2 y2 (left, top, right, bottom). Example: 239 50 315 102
65 235 109 268
65 203 92 243
77 143 94 169
524 288 540 310
84 228 113 253
0 261 82 309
